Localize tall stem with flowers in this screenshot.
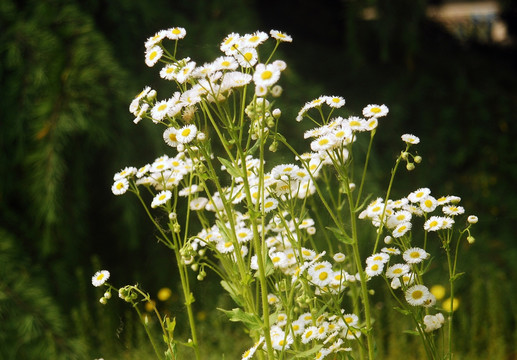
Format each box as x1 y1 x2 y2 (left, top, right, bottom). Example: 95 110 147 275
92 27 477 360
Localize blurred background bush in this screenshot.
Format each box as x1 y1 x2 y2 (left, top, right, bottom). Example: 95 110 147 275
1 0 516 358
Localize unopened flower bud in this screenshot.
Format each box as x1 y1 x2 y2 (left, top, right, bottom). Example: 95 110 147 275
467 215 478 224
191 263 199 272
401 151 409 160
197 132 206 141
269 141 278 152
406 163 415 171
414 155 422 163
384 235 393 244
467 236 475 244
99 297 107 305
169 212 177 220
272 108 281 118
173 223 181 233
177 144 185 152
104 291 112 299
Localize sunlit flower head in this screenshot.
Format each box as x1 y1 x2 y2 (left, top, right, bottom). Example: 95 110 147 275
262 197 279 213
405 284 431 306
92 270 110 287
112 178 129 195
270 29 292 42
326 95 346 108
163 127 179 147
420 196 438 212
176 124 197 144
362 104 389 118
234 47 258 68
442 205 465 216
401 134 420 144
392 221 412 238
253 63 281 88
151 190 172 208
467 215 478 224
243 31 268 47
386 263 410 279
407 187 431 203
145 45 163 67
365 261 384 277
220 32 241 53
164 27 186 40
403 247 429 264
301 326 318 344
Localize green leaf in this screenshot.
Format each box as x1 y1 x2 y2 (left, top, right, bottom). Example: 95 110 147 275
403 329 420 336
450 272 465 282
217 308 262 331
220 280 244 307
327 226 354 244
218 157 242 178
393 306 411 316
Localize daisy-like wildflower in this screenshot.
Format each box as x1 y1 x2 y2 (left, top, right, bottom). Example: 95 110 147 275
347 116 367 131
175 60 196 84
253 63 281 88
243 31 268 47
220 32 240 54
114 167 137 180
291 319 306 336
144 31 166 50
392 221 412 238
403 247 429 264
262 197 278 213
420 196 438 213
366 253 390 265
92 270 110 287
151 99 171 122
424 216 444 231
405 284 431 306
151 190 172 208
311 135 337 152
136 164 150 178
190 197 208 211
424 313 445 332
270 29 292 42
362 104 389 118
235 47 259 68
221 71 252 91
145 45 163 67
365 261 384 277
164 27 186 40
213 56 239 71
407 187 431 203
309 261 333 287
386 210 412 229
163 127 179 147
301 326 318 344
326 95 346 108
401 133 420 144
386 263 410 279
176 124 197 144
442 205 465 216
112 178 129 195
242 338 263 360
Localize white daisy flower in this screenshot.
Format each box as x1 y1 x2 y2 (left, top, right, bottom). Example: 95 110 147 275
112 178 129 195
151 99 170 122
163 27 186 40
92 270 110 287
401 133 420 144
145 45 163 67
220 71 252 91
362 104 389 118
243 31 268 47
270 29 292 42
213 56 239 71
346 116 367 131
403 247 429 264
386 263 410 279
405 284 431 306
176 124 197 144
235 227 253 243
420 196 438 212
309 261 333 287
326 95 346 108
442 205 465 216
234 47 258 68
262 197 278 213
301 326 318 344
365 261 384 277
220 32 241 53
424 216 444 231
151 190 172 208
366 253 390 265
145 31 166 50
253 63 281 87
163 127 179 147
175 61 196 84
216 240 235 254
392 221 412 238
311 135 337 152
407 187 431 203
381 247 401 255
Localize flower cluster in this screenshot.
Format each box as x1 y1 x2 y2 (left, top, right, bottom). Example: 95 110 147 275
96 26 477 360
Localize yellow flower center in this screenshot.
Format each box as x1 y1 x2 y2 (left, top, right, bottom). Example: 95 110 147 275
116 182 125 190
244 52 253 61
424 199 433 208
412 290 423 299
429 220 438 228
158 104 167 111
371 107 381 113
172 28 181 35
150 51 158 60
181 128 191 137
261 70 273 80
319 272 328 281
410 251 420 258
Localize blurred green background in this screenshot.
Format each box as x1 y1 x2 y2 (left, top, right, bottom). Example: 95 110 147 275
1 0 516 358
